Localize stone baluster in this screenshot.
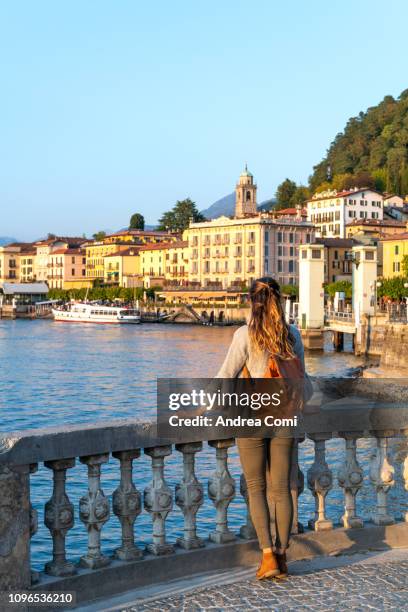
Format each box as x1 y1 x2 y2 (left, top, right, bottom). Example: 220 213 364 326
175 442 204 549
208 439 236 543
369 431 395 526
144 445 174 555
112 450 142 560
79 454 111 568
403 428 408 523
239 473 256 539
307 434 333 531
44 458 76 576
29 464 40 585
337 433 364 529
290 438 305 534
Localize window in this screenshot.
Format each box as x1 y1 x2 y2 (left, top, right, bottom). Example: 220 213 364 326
72 257 75 263
264 245 269 257
71 268 75 275
289 233 294 243
395 245 399 255
278 245 283 256
278 260 283 272
289 246 294 257
306 234 311 243
288 260 294 273
246 190 251 201
311 249 321 259
277 232 283 243
264 231 269 242
334 250 338 260
365 251 374 261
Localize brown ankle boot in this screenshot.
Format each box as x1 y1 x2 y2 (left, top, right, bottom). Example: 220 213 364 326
256 551 280 580
275 552 288 578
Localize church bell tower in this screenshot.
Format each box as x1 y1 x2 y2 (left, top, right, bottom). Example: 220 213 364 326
235 165 257 218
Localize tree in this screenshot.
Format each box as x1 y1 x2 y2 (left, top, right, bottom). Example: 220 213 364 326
129 213 145 230
157 198 205 232
325 280 352 299
93 231 106 241
402 255 408 277
275 179 297 210
290 185 310 207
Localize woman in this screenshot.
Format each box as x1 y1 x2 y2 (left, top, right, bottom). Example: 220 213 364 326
216 277 309 580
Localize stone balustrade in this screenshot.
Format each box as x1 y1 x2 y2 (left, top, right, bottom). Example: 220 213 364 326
0 400 407 606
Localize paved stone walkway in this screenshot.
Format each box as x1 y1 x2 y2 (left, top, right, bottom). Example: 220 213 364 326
128 558 408 611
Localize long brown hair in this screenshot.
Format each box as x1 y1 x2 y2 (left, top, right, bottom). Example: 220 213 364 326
248 277 295 358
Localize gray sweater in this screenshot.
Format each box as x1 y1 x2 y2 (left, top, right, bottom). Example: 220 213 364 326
216 324 311 394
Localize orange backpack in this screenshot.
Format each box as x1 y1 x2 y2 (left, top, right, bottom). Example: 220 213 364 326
241 354 305 417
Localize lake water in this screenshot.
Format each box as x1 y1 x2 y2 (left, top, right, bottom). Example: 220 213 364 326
0 320 406 570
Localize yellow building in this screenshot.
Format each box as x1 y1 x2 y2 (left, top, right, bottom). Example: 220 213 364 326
0 245 20 283
85 242 131 283
103 247 142 287
140 240 189 287
19 247 36 282
381 233 408 278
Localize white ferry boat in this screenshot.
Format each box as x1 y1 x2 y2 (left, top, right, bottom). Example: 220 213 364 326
52 303 141 324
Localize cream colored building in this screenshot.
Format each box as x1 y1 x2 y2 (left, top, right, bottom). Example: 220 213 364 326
48 247 90 290
34 238 85 283
140 240 189 287
103 247 142 287
187 168 314 288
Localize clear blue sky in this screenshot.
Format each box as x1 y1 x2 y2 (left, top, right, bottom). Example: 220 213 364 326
1 0 407 241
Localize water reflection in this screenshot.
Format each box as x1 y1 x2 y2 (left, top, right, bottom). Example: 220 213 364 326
1 320 405 571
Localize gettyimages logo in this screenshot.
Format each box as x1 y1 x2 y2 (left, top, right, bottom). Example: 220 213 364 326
157 378 304 440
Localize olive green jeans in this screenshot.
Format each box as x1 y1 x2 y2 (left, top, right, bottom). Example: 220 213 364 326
237 436 294 552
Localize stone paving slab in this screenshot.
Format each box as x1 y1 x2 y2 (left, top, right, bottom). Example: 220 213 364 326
126 557 408 611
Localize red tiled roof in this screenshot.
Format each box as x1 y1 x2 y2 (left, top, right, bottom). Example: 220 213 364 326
103 247 141 257
380 232 408 241
347 218 406 227
274 207 307 215
139 240 188 252
52 248 84 255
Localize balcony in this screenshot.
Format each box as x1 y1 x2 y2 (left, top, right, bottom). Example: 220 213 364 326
1 397 406 602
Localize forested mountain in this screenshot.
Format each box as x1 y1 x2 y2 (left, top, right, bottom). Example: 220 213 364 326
309 90 408 195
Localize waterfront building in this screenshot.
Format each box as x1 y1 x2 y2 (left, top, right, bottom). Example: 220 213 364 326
48 247 91 290
19 245 36 282
140 240 189 287
380 232 408 278
34 237 85 283
84 241 132 283
314 237 355 284
0 245 20 283
187 168 314 288
307 188 384 238
103 247 142 287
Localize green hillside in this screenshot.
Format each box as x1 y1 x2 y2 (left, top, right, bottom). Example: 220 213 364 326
309 90 408 195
